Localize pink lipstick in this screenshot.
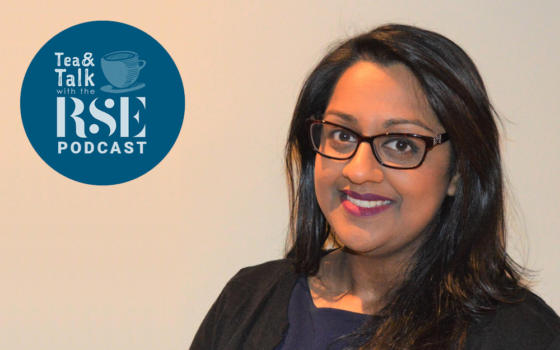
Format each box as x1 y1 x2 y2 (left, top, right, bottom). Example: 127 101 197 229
340 190 393 217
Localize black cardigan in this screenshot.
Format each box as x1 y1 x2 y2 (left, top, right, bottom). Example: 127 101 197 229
191 259 560 349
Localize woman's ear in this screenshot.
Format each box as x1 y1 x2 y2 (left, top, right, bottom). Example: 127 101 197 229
447 173 460 196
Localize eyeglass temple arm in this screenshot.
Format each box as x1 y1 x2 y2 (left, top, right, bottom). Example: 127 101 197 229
433 133 449 146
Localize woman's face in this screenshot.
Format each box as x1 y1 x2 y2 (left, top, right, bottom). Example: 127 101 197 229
314 61 457 259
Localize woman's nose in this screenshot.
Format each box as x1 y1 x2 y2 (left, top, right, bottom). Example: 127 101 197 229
342 142 384 184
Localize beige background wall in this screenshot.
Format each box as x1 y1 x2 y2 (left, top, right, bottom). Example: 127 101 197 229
1 1 558 349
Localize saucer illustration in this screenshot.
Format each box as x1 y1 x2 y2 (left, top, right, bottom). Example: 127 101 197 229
100 82 145 94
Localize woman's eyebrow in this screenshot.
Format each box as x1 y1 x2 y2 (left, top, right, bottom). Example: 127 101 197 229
323 110 357 124
325 110 435 133
383 119 434 133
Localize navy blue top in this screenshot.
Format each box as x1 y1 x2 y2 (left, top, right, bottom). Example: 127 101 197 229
275 276 369 350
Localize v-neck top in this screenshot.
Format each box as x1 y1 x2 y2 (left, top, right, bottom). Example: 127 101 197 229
274 276 369 350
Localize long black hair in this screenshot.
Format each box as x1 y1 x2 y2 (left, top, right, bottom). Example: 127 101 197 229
285 24 525 349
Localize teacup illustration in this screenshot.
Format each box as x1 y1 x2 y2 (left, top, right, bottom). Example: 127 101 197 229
101 51 146 89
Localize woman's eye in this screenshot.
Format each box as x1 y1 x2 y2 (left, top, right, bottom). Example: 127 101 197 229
330 129 356 143
383 138 419 153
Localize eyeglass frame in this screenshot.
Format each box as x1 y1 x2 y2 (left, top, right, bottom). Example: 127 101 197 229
308 119 450 169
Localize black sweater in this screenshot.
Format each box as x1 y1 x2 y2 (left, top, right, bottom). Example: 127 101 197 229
191 259 560 349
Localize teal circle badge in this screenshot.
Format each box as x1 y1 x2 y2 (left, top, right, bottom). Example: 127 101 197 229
21 21 185 185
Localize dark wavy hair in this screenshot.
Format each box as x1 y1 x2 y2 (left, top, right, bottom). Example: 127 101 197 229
285 24 525 349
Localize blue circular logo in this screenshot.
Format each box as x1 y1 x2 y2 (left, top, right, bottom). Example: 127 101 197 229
21 21 185 185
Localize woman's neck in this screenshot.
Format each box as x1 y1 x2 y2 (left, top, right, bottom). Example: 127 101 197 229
308 248 411 314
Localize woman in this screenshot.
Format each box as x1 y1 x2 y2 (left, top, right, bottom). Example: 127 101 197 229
191 24 560 349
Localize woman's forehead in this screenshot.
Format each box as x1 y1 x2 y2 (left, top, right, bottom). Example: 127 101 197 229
325 61 443 132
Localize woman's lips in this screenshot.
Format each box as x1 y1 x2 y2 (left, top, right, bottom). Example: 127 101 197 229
340 190 393 217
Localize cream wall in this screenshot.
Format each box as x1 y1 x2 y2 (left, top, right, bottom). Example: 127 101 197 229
1 1 558 349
